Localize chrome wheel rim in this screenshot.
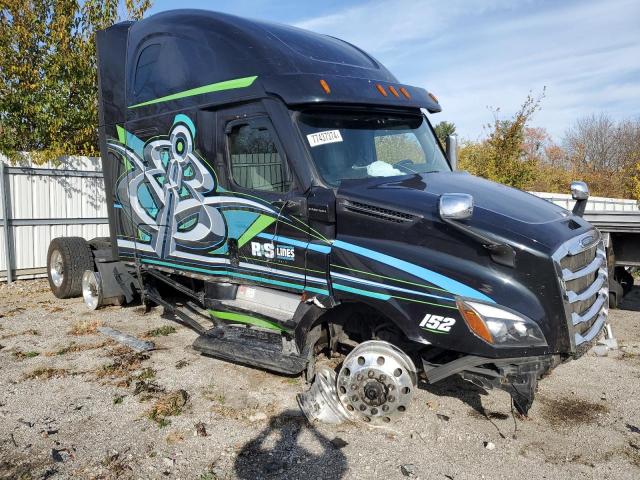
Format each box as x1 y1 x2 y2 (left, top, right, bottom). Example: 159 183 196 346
50 250 64 287
336 340 417 425
82 270 102 310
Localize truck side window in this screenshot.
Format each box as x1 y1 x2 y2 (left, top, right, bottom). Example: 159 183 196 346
227 120 292 193
133 44 161 102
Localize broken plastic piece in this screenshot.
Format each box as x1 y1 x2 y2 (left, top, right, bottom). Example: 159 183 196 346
98 326 155 352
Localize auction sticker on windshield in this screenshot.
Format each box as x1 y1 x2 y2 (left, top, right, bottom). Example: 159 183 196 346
307 130 343 147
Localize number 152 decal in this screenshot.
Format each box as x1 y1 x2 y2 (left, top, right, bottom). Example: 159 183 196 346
420 314 456 333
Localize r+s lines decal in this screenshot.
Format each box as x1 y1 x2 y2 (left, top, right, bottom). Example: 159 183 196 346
106 114 493 317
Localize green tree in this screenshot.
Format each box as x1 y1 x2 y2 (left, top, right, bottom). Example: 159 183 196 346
459 90 545 189
434 121 456 147
0 0 151 164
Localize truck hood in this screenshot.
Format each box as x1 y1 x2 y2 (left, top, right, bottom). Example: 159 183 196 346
336 171 590 252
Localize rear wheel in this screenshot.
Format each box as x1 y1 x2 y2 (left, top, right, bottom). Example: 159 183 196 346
47 237 94 298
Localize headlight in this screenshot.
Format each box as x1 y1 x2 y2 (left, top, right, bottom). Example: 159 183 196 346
457 299 547 347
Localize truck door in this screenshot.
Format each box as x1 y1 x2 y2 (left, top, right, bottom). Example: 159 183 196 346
219 106 309 293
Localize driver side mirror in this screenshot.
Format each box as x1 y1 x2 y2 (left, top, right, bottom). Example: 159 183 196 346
446 134 458 171
570 181 589 217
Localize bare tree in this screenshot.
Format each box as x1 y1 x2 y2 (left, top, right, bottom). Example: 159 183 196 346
563 113 639 172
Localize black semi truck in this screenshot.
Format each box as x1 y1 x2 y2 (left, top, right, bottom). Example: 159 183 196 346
46 10 608 423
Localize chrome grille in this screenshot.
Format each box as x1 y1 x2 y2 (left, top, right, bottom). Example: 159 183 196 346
552 231 608 350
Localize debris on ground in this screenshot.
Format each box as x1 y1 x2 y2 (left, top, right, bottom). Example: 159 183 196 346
133 380 165 399
400 463 416 477
436 413 451 422
98 326 155 351
484 441 496 450
593 345 609 357
195 422 207 437
248 411 268 422
331 437 348 449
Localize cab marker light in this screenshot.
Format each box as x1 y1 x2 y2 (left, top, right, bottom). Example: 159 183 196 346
428 92 439 103
320 79 331 94
375 84 388 97
399 87 411 99
388 85 400 97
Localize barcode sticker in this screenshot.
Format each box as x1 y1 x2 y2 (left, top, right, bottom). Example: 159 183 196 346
307 130 343 147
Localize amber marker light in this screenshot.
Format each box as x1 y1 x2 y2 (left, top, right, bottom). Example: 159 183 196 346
388 85 400 97
320 79 331 94
428 92 439 103
375 84 388 96
399 87 411 99
457 299 494 344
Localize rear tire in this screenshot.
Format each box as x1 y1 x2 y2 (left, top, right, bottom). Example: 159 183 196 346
47 237 94 299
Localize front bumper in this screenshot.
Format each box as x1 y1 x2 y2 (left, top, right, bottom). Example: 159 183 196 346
422 353 561 414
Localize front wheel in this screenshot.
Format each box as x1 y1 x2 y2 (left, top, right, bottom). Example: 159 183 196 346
47 237 94 298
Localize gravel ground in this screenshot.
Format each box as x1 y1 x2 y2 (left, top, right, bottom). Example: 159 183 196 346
0 279 639 480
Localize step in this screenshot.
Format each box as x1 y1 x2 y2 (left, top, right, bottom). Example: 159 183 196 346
192 326 307 375
217 285 300 323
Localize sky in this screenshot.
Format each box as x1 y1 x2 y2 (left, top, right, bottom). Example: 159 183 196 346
147 0 640 141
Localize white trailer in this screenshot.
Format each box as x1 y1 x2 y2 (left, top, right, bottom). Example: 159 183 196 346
531 191 640 307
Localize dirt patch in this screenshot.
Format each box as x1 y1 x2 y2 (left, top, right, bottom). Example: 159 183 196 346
539 396 608 427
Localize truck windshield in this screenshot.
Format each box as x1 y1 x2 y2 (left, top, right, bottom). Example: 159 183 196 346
296 110 449 187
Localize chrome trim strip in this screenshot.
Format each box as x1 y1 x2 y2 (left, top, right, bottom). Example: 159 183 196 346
551 229 602 262
562 251 605 281
567 272 608 303
571 292 607 325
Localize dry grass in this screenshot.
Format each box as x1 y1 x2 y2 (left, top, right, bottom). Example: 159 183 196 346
95 347 150 386
0 306 26 318
1 329 39 340
68 320 101 336
23 367 68 380
12 350 40 360
45 340 111 356
143 325 177 338
147 390 189 427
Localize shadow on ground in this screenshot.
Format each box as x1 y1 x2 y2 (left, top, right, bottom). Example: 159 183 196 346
619 285 640 312
418 375 489 415
234 410 348 479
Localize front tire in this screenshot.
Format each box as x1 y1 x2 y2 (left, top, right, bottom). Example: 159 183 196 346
47 237 94 298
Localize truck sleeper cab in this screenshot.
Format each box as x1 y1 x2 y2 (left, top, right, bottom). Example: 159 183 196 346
46 9 608 422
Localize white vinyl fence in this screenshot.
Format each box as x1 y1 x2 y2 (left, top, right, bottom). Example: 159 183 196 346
0 154 109 282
